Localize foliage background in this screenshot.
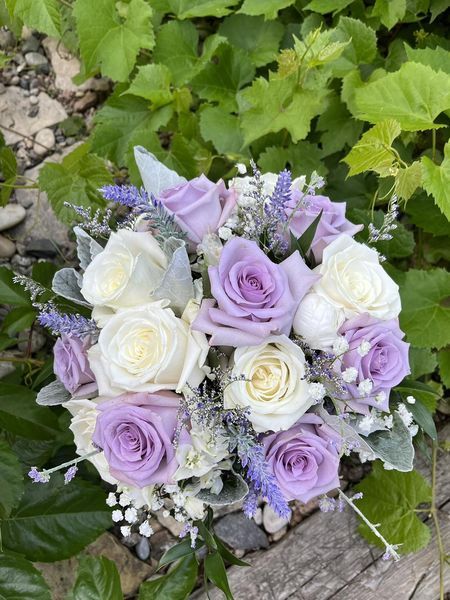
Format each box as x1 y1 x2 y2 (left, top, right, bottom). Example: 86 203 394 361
0 0 449 597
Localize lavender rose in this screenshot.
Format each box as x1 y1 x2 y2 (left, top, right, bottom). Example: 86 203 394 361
193 237 319 346
263 414 340 503
286 194 362 262
53 334 96 397
92 391 182 488
339 314 410 412
158 175 236 248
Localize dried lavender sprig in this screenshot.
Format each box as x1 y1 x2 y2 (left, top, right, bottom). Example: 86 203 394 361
64 203 112 237
265 169 291 253
37 303 97 338
28 450 99 484
100 184 150 209
143 194 186 242
368 195 399 244
13 275 46 302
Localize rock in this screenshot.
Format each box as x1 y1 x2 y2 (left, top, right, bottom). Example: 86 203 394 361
214 513 269 551
22 35 41 54
0 235 15 258
29 95 39 105
149 528 177 562
73 91 97 113
262 503 291 534
135 536 151 561
0 30 15 50
0 204 26 231
0 83 6 95
25 52 49 70
26 238 58 258
0 87 67 145
11 75 20 85
33 128 55 156
270 526 288 542
253 507 263 526
155 512 186 537
18 329 46 354
11 254 32 269
0 361 15 379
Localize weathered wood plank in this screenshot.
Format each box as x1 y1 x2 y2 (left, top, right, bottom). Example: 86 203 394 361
193 425 450 600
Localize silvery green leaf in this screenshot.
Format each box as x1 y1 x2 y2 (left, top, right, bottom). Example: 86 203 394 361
316 408 374 456
74 226 103 271
134 145 187 196
52 268 91 307
365 413 414 472
36 379 71 406
348 413 390 436
197 472 249 506
152 238 194 315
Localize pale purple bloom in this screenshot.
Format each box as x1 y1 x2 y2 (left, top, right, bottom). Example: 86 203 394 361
262 414 341 503
28 467 50 484
92 391 183 488
53 334 96 397
286 194 362 262
158 175 236 248
64 465 78 484
193 237 319 346
339 314 410 413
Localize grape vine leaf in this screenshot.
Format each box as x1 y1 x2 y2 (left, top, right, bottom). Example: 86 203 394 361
0 555 51 600
404 45 450 75
304 0 354 14
153 21 198 86
399 268 450 350
343 119 401 177
355 462 432 554
259 141 327 177
354 63 450 131
0 439 24 519
71 556 122 600
73 0 154 82
38 143 111 225
394 160 422 201
405 193 450 237
238 0 295 19
317 96 362 157
153 0 240 19
14 0 61 37
2 475 112 562
438 348 450 389
218 14 284 67
0 145 17 205
421 142 450 221
371 0 406 30
409 347 438 380
199 106 244 154
125 64 173 109
331 17 377 76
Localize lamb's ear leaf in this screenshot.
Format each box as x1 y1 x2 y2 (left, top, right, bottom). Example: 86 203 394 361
134 145 187 197
196 472 249 506
52 268 91 307
74 226 103 271
36 380 71 406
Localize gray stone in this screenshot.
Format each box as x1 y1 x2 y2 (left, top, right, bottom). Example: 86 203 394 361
73 91 97 113
0 83 6 95
214 513 269 551
33 127 55 156
0 204 26 231
135 536 151 561
155 512 186 537
11 254 32 268
0 87 67 145
29 95 39 105
0 30 15 50
262 503 291 534
25 52 48 69
18 329 46 354
26 238 58 258
0 361 15 379
22 36 41 54
0 234 15 258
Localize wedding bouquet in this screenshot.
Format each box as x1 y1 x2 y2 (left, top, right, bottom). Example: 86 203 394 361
18 146 415 592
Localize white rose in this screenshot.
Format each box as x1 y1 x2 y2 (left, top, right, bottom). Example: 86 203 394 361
117 484 155 510
81 229 167 310
314 235 401 320
65 398 116 484
230 172 306 207
224 335 314 433
88 300 208 396
293 292 345 351
174 424 229 481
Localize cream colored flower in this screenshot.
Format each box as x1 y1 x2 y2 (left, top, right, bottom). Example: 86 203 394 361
293 291 345 351
224 335 314 433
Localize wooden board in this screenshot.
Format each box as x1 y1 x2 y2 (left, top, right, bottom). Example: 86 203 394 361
193 425 450 600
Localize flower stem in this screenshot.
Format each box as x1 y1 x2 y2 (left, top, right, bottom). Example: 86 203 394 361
42 450 100 476
338 489 400 561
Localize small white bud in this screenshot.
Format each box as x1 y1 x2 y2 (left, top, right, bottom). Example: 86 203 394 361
357 340 371 357
218 226 233 240
106 492 117 507
406 395 416 404
236 163 247 174
112 509 123 523
309 382 326 402
120 525 132 538
139 521 153 538
342 367 358 383
333 336 349 356
118 492 131 507
124 507 138 524
358 379 373 396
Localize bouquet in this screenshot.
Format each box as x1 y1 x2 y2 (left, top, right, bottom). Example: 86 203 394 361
17 146 415 595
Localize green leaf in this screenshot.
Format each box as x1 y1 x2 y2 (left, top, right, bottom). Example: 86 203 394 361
372 0 406 29
331 17 377 76
394 160 422 201
38 143 111 225
125 64 173 108
317 96 363 157
191 43 255 112
304 0 354 14
158 538 202 569
214 534 250 567
365 412 414 472
0 266 32 306
218 14 283 67
406 193 450 237
91 91 172 166
239 75 327 145
70 555 122 600
395 380 439 412
199 106 244 155
139 554 198 600
259 141 327 178
422 142 450 221
404 45 450 75
2 475 112 562
438 349 450 389
0 383 60 440
0 554 51 600
238 0 295 19
155 0 240 19
355 462 431 554
204 551 233 600
409 347 438 379
73 0 154 81
342 119 401 177
0 439 24 518
0 146 17 205
1 305 36 336
399 268 450 350
153 21 198 86
14 0 61 37
354 63 450 131
296 210 323 257
405 397 437 440
429 0 448 22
